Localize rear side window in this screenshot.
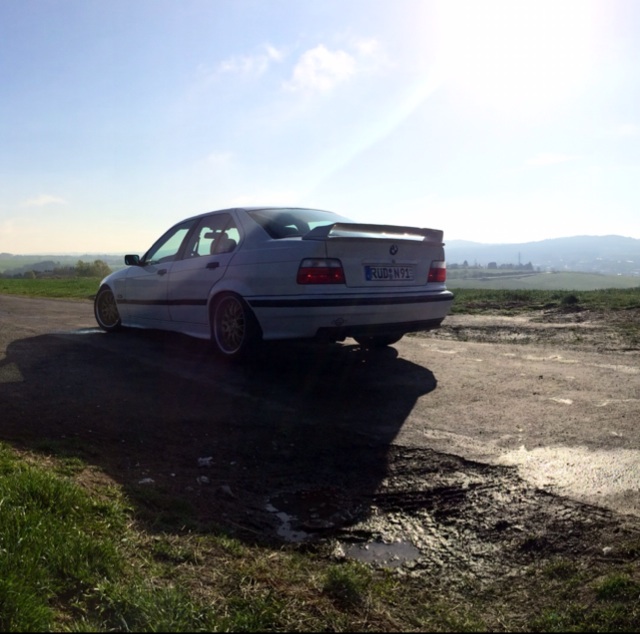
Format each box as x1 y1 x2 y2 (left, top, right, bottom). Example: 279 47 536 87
183 214 238 257
248 208 351 239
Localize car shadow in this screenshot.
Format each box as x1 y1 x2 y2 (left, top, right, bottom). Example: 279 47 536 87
0 329 437 545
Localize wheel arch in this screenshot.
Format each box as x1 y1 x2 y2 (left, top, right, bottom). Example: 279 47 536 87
208 290 263 359
94 283 123 332
207 287 263 338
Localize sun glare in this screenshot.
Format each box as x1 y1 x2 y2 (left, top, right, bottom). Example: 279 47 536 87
433 0 598 116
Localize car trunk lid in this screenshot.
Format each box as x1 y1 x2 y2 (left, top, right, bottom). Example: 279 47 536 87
303 223 445 288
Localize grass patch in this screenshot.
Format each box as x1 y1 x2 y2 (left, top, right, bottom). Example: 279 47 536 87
322 562 373 608
449 287 640 314
0 444 125 631
446 288 640 348
447 270 640 291
529 570 640 632
0 278 101 300
0 442 638 631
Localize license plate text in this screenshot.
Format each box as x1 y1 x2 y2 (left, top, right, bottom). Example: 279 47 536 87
365 265 414 281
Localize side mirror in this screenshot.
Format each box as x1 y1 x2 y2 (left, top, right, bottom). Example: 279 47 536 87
124 254 140 266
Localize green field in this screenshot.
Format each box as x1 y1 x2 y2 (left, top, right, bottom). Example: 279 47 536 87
449 285 639 310
0 277 101 300
448 270 640 290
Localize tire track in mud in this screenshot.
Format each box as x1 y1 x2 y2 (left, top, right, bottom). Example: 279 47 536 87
264 445 640 585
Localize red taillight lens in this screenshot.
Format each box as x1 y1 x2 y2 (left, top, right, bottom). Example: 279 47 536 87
297 258 345 284
428 260 446 283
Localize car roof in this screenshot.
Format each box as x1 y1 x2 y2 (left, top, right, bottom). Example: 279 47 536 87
179 206 333 224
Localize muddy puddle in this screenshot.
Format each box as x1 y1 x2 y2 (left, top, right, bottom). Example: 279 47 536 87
262 445 639 582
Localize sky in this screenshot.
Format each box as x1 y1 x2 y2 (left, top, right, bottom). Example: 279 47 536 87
2 0 640 254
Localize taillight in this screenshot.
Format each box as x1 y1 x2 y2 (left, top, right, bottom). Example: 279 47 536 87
297 258 345 284
428 260 446 283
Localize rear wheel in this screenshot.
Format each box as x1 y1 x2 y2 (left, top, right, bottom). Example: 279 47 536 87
211 293 259 358
94 286 122 332
354 334 403 349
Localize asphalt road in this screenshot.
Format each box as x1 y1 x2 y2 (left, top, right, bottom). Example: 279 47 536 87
2 294 639 520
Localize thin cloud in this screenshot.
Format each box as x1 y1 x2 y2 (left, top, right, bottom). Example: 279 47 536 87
21 194 67 207
349 36 389 71
285 45 362 93
352 37 379 57
217 44 284 76
283 38 386 94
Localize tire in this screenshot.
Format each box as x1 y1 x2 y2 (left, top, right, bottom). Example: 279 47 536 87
211 293 259 359
354 334 403 349
94 286 122 332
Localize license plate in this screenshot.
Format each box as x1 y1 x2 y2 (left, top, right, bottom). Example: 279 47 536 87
365 265 414 281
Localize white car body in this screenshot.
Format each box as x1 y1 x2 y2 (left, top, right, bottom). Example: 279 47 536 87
94 207 454 357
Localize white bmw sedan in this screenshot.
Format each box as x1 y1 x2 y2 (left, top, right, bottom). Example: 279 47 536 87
94 207 454 359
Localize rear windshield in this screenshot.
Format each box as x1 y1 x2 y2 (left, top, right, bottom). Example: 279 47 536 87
247 207 352 239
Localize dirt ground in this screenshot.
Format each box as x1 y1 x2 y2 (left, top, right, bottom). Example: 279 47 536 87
1 295 639 585
432 305 640 353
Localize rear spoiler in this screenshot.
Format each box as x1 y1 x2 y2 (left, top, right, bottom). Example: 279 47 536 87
303 223 443 244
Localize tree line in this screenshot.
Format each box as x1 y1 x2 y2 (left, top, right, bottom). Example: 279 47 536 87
449 261 535 270
1 259 112 279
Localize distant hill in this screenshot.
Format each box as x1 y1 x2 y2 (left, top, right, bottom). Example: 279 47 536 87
0 254 126 276
445 235 640 276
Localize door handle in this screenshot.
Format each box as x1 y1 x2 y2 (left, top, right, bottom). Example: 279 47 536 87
157 268 168 276
206 261 220 269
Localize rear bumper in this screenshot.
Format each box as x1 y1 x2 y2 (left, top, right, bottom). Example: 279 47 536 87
248 290 453 309
248 289 454 341
315 317 445 342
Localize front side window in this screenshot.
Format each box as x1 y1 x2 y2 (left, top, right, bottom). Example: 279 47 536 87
143 220 195 265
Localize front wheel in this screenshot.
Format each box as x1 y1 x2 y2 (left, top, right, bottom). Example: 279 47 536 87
354 334 403 349
211 293 259 359
94 286 122 332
